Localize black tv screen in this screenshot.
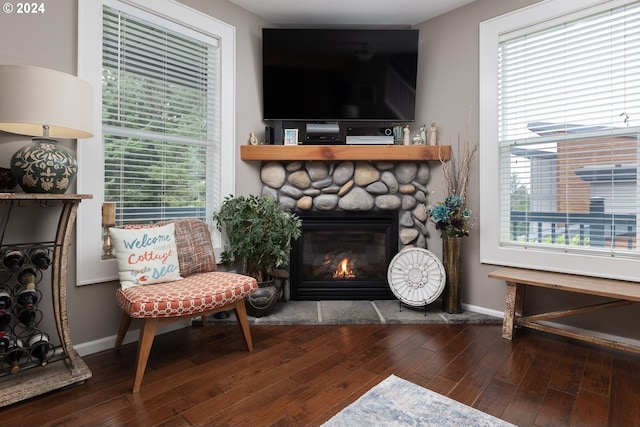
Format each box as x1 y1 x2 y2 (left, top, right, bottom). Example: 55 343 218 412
262 28 419 122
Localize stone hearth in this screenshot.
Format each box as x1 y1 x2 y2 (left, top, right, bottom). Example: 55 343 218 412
203 300 502 325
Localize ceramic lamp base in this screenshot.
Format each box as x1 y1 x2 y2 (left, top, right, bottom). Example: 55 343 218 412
11 137 77 194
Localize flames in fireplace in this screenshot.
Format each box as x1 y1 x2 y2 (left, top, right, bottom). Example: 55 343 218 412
333 257 356 279
313 250 378 281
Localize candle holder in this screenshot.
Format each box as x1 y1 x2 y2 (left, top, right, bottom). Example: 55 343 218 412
102 226 115 259
102 203 116 259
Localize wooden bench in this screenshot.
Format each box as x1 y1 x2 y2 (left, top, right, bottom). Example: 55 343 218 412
489 267 640 354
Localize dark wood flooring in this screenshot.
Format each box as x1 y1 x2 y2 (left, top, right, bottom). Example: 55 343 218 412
3 322 640 426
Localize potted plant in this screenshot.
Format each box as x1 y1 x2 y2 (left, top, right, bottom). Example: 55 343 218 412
213 194 302 316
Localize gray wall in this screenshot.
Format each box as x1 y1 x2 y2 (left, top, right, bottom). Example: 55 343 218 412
1 0 636 352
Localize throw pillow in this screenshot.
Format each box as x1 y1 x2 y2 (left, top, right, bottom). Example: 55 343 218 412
109 223 182 289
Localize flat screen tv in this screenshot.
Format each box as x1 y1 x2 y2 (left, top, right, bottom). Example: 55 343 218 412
262 28 419 123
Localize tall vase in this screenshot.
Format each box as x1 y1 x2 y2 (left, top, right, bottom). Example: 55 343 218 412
442 236 463 314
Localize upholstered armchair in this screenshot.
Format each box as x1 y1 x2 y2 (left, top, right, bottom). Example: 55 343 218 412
112 219 258 393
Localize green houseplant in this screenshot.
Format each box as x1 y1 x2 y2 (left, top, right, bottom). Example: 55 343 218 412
213 194 302 284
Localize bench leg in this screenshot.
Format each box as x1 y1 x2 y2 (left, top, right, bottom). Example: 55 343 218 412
234 299 253 351
502 281 524 340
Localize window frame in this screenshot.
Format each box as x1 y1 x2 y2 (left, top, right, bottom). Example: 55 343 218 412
479 0 640 282
77 0 235 285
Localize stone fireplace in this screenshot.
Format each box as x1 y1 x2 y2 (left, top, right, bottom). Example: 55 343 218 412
260 159 432 300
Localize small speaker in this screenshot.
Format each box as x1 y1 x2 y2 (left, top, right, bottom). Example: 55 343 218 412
265 126 274 145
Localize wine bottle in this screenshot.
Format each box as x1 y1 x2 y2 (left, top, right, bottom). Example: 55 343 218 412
16 286 38 309
0 330 8 348
0 311 11 333
0 289 11 333
28 246 52 270
4 335 25 374
0 288 11 312
0 284 10 334
16 271 39 331
16 268 39 311
1 248 24 273
16 267 38 290
28 331 52 366
17 308 37 331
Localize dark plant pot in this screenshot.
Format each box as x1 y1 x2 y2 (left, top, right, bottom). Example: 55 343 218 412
245 279 281 318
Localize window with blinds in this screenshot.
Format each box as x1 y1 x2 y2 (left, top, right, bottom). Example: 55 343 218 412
497 1 640 258
102 5 220 224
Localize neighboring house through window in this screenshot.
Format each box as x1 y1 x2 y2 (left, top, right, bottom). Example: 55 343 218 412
480 0 640 281
77 0 235 285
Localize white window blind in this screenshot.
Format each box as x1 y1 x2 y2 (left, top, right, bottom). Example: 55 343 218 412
497 1 640 259
102 4 220 224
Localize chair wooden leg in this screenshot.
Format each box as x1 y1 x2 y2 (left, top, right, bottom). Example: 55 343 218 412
234 299 253 351
132 318 159 393
114 311 132 351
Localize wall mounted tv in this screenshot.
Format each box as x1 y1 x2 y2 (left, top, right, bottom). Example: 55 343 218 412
262 28 419 123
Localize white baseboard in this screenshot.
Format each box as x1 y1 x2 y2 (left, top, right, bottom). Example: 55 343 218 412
462 303 504 319
74 320 191 357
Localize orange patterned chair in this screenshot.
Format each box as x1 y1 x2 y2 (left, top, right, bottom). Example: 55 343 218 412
113 219 258 393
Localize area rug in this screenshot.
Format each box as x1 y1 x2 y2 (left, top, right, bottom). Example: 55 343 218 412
321 374 515 427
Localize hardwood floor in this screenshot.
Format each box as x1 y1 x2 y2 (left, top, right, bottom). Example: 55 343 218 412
3 322 640 426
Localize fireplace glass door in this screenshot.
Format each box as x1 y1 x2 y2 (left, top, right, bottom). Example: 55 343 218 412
290 211 398 300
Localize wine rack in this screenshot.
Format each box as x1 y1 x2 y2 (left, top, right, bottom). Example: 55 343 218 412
0 243 58 374
0 194 92 407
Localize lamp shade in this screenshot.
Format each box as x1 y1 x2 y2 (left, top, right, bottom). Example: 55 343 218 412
0 64 93 139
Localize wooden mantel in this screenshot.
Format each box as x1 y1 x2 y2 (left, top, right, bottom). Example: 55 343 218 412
240 144 451 162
